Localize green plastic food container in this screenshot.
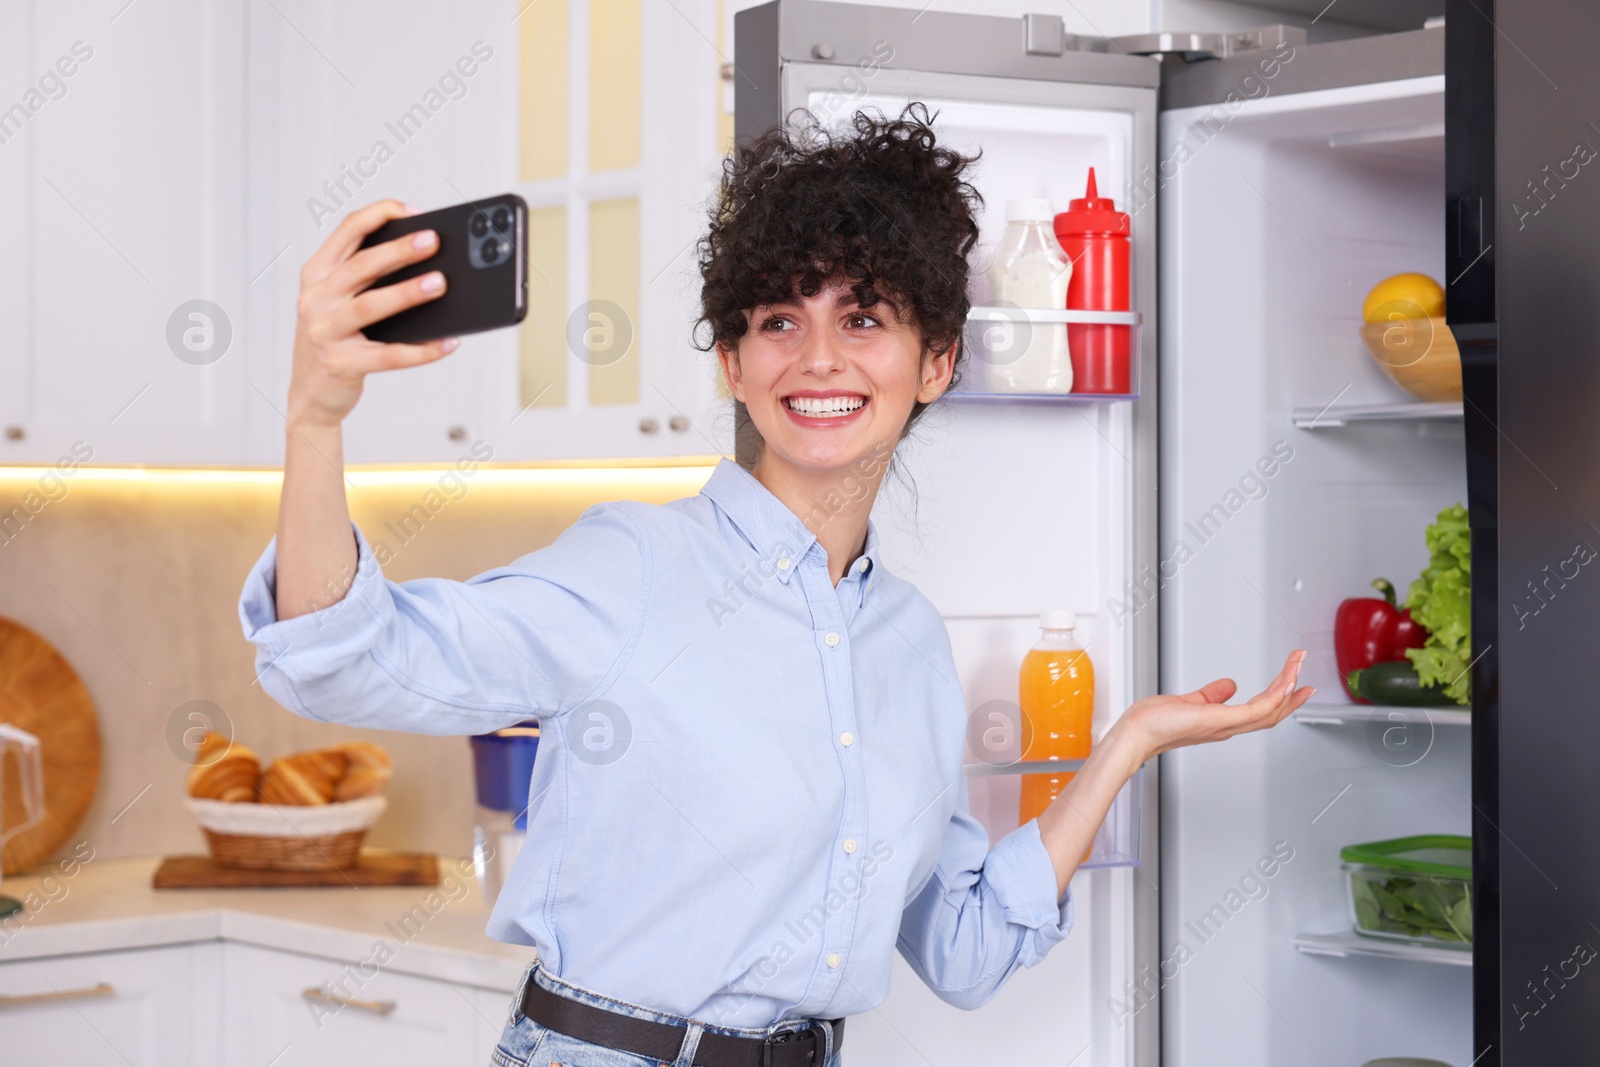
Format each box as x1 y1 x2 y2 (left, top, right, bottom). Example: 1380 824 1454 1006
1341 834 1472 949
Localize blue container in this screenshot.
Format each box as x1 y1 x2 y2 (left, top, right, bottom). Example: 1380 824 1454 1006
469 720 540 830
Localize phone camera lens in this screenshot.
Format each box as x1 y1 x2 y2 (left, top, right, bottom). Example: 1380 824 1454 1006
470 213 490 238
492 208 512 232
480 238 502 264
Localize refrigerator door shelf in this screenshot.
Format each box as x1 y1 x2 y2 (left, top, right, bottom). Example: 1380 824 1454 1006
963 757 1087 775
967 307 1142 325
946 390 1139 402
960 307 1141 400
1086 764 1142 869
1294 929 1472 968
1290 400 1463 429
965 764 1143 869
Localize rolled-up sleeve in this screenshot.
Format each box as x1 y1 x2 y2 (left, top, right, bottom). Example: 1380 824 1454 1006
237 502 649 735
895 773 1075 1010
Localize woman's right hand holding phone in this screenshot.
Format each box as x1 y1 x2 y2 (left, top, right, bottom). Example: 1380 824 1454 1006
287 198 457 428
274 199 457 623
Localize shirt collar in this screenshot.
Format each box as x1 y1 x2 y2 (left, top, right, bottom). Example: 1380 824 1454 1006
851 519 880 608
699 458 881 601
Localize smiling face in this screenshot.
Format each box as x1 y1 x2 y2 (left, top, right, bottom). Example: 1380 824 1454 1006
717 277 956 480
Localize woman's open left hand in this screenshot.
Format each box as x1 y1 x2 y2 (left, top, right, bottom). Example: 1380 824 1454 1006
1114 650 1314 763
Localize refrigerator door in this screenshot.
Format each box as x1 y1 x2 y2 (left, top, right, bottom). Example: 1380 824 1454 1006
1157 28 1471 1067
1456 1 1600 1062
734 4 1160 1065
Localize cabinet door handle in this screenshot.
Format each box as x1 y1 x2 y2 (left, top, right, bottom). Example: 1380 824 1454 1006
301 987 396 1016
0 982 115 1007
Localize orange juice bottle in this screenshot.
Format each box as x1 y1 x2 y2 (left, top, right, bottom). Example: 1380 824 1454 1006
1019 610 1095 828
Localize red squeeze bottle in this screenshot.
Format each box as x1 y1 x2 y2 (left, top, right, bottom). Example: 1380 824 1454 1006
1053 168 1132 393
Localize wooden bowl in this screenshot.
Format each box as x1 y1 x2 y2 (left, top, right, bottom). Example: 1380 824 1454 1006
1359 316 1462 402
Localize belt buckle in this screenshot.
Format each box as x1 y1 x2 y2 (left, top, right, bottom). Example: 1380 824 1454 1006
761 1024 818 1067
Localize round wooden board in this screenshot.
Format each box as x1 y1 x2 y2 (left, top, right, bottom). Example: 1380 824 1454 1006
0 617 101 875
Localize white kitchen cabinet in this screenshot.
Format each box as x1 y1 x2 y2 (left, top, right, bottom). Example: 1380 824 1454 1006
0 936 516 1067
0 942 221 1065
0 0 249 466
475 0 731 463
244 0 730 466
241 1 502 467
220 942 505 1067
3 0 726 469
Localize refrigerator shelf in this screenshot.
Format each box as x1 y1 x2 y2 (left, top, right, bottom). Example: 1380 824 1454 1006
1290 400 1463 429
1294 929 1471 967
1294 703 1471 728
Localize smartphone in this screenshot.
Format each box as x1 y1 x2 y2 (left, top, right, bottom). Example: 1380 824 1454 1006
358 193 528 344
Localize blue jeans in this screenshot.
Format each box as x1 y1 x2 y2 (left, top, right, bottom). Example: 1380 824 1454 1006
490 959 844 1067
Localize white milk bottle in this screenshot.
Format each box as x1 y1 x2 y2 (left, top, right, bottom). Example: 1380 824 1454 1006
986 198 1074 393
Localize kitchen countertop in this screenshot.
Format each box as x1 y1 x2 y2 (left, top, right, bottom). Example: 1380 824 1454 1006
0 854 533 992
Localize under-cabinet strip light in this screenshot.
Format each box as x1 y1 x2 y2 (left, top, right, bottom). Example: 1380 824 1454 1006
0 458 723 488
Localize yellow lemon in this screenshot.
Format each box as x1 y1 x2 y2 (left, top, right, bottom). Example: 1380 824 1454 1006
1363 272 1445 322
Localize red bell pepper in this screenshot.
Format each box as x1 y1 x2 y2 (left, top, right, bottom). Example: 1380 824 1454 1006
1334 578 1429 704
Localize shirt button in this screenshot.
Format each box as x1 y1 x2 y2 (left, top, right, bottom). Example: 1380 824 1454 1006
824 632 840 647
827 953 841 968
839 731 854 747
842 838 857 854
777 557 791 571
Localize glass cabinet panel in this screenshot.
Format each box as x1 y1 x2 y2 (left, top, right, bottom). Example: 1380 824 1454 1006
519 0 568 182
589 0 641 172
587 196 641 406
519 206 568 411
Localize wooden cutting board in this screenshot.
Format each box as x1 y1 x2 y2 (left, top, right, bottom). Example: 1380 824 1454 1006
0 617 101 875
153 850 439 888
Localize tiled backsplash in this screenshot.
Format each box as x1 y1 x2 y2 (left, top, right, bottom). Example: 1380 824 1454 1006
0 464 715 867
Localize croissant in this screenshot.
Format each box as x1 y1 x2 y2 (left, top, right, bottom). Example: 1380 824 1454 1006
186 732 260 803
329 741 391 771
334 766 388 801
258 750 349 805
191 730 230 766
328 741 392 801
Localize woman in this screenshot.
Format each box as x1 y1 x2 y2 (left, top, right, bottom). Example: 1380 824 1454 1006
239 106 1313 1067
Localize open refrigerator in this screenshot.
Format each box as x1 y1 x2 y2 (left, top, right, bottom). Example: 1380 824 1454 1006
735 4 1488 1065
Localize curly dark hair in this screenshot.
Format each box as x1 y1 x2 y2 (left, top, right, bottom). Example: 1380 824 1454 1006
694 102 983 451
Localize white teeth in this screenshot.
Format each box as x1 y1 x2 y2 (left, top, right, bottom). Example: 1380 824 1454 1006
786 396 866 417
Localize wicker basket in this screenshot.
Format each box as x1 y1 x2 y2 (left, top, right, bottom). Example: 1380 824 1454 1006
186 796 387 871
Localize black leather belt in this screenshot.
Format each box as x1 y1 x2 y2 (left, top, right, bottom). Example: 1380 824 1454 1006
520 974 845 1067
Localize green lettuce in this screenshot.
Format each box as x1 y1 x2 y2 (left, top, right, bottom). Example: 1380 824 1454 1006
1403 503 1472 705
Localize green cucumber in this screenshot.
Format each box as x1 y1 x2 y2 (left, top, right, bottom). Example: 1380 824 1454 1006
1347 659 1459 707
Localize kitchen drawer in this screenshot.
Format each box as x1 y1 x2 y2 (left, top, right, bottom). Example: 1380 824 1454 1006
221 942 506 1067
0 942 220 1065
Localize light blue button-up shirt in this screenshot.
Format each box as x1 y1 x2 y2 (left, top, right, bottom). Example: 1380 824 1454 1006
238 456 1074 1026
